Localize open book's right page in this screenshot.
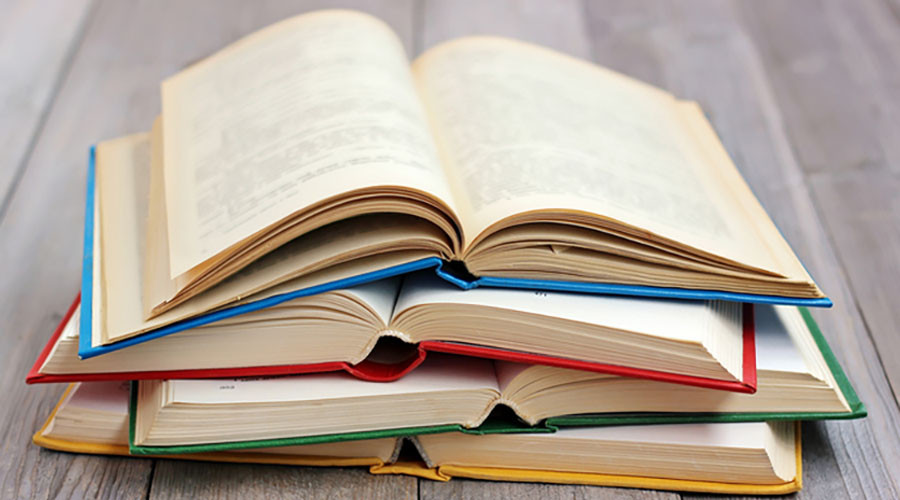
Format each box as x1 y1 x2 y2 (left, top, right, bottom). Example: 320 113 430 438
412 37 812 284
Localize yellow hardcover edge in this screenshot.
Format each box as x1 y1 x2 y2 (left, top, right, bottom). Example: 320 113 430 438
32 384 384 468
430 422 803 495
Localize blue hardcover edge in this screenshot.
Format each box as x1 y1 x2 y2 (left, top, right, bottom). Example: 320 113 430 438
78 147 831 358
78 147 97 358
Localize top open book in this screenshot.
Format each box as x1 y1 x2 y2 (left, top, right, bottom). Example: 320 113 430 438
117 10 828 330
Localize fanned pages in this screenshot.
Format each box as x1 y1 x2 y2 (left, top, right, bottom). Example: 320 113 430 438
88 10 822 333
35 383 801 494
40 267 760 390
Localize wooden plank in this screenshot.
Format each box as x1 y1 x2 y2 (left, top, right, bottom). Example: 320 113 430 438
149 462 415 500
583 1 900 498
418 1 673 498
738 0 900 409
0 1 413 498
0 0 94 212
738 0 900 177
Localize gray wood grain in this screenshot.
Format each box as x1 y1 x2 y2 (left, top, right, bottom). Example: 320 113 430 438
0 0 94 214
584 1 900 499
149 462 415 500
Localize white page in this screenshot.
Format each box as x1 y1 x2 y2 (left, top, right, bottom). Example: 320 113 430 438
505 421 772 449
66 381 130 415
169 354 497 404
342 277 401 326
394 272 715 343
755 305 809 374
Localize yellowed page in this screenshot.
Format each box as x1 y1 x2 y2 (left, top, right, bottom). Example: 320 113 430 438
95 134 150 346
142 120 177 317
413 37 784 275
163 10 456 278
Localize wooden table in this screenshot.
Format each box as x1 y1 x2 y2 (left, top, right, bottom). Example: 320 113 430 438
1 1 898 498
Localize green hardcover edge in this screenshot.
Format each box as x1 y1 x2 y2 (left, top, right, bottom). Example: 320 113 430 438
546 307 866 428
127 382 552 455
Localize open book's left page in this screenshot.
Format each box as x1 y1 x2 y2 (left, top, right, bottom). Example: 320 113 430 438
95 128 442 345
162 10 461 282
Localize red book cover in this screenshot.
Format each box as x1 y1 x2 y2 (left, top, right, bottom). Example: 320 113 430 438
27 296 756 393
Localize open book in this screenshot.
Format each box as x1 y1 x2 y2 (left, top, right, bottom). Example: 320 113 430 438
122 303 861 453
87 10 829 355
35 383 802 494
36 272 758 391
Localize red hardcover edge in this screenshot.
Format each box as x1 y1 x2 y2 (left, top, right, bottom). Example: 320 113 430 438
27 297 756 393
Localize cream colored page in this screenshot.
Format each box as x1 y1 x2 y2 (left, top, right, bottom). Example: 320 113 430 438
61 305 80 341
142 121 178 317
414 37 778 272
163 11 455 277
169 354 497 404
494 361 529 392
96 134 154 341
90 180 102 347
393 272 718 343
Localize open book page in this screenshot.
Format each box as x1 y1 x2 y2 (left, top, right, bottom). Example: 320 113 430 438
95 129 437 343
95 134 157 339
142 121 178 317
66 381 131 414
755 305 809 374
493 361 530 393
90 172 103 348
162 10 458 278
392 272 717 344
168 354 498 404
341 278 402 326
525 421 780 448
412 37 783 275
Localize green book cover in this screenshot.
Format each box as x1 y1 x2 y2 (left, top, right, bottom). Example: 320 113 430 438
129 307 864 456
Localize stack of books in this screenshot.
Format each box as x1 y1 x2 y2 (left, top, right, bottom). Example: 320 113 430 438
27 10 865 495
